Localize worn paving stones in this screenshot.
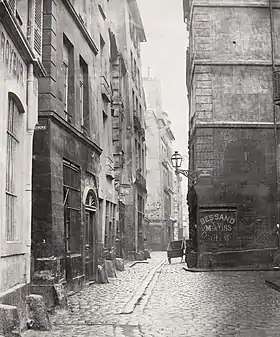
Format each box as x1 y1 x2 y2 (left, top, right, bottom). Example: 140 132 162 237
22 252 280 336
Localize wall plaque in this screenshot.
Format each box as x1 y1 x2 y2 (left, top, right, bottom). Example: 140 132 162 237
198 208 237 243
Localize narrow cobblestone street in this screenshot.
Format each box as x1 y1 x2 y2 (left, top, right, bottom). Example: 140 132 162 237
23 252 280 337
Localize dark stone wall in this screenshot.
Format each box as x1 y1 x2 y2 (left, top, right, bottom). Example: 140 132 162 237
32 119 100 289
32 118 52 259
191 126 277 253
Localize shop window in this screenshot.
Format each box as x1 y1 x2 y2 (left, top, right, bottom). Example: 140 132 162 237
6 94 24 241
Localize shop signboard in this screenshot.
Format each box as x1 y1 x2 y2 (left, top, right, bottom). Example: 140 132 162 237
198 208 237 244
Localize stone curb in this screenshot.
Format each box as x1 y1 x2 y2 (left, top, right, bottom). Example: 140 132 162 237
183 267 280 272
120 260 166 314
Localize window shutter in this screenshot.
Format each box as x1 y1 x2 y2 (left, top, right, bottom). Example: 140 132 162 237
274 70 280 101
7 0 16 13
34 0 43 56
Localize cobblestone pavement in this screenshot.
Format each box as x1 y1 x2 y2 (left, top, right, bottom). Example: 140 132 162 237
23 252 280 337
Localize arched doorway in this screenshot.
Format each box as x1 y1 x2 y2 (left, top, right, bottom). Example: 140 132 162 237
83 188 97 281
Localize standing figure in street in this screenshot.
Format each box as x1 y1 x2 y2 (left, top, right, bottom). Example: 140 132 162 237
181 237 187 262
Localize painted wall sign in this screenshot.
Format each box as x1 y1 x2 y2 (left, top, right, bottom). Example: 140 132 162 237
0 23 24 85
197 168 213 177
199 209 237 243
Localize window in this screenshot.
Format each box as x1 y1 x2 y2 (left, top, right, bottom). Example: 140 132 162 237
63 160 81 253
137 69 140 90
79 56 89 131
141 148 145 172
79 71 83 124
138 143 141 170
6 96 23 241
105 201 110 248
137 194 144 250
104 201 116 249
130 51 133 75
139 104 142 121
135 97 139 116
134 59 136 80
135 139 138 168
62 43 69 117
7 0 16 13
132 90 135 112
63 35 74 123
33 0 43 56
100 35 106 78
103 111 108 153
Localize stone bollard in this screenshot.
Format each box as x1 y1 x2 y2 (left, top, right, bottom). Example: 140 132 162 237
0 304 20 336
26 294 51 331
135 252 145 261
144 250 151 259
105 260 117 278
115 258 125 271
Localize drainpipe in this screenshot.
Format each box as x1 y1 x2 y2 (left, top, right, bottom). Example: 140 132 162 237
24 63 35 284
269 0 279 229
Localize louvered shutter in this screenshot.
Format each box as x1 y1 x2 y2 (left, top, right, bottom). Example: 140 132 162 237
34 0 43 57
274 70 280 101
7 0 16 13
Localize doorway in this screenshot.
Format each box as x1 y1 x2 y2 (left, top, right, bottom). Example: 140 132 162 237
84 189 97 281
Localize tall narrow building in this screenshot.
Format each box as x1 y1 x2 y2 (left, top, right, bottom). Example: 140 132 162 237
144 76 176 251
32 0 104 308
110 0 147 259
184 0 279 267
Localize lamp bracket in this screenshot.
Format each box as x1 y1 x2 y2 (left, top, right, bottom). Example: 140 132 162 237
176 168 198 181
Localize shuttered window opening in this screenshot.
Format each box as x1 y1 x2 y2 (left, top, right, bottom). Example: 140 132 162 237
7 0 16 13
34 0 43 56
274 70 280 102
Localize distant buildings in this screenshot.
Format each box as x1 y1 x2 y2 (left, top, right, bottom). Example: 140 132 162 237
183 0 279 267
144 76 177 250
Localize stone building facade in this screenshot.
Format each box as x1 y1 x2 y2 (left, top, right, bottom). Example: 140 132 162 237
0 0 45 331
144 77 176 251
31 0 147 310
31 0 108 308
183 0 280 267
109 0 147 259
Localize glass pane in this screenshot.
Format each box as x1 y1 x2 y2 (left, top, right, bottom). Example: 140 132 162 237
6 194 15 241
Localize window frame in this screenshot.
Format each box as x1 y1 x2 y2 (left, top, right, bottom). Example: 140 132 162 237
5 94 24 242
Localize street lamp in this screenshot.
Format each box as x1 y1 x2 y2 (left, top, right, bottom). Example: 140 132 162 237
171 151 198 240
171 151 197 183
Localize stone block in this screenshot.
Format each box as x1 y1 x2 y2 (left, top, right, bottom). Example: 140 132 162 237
105 260 117 278
0 304 20 336
96 265 108 284
26 295 51 331
29 285 55 312
115 258 125 271
196 95 212 104
144 250 151 259
135 252 145 261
